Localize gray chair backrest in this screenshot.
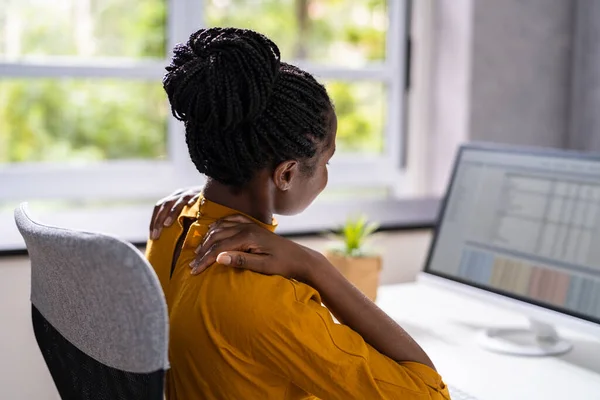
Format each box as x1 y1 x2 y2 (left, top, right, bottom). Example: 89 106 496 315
14 203 168 397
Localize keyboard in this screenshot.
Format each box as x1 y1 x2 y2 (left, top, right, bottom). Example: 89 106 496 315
448 385 480 400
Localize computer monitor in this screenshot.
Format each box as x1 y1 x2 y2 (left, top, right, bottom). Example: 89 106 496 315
420 143 600 356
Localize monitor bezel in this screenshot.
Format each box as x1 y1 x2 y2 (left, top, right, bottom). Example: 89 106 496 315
422 142 600 327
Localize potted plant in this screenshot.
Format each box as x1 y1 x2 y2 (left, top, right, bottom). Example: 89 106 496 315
325 215 382 301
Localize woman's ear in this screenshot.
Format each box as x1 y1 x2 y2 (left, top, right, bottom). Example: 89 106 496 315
273 160 299 191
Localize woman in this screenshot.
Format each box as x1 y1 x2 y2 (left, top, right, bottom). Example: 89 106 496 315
146 27 449 399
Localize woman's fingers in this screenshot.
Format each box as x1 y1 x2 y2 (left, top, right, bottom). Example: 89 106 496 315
191 231 260 274
187 192 201 206
150 194 173 234
216 251 271 273
221 214 255 224
197 215 257 254
208 221 240 230
195 226 241 255
191 229 247 272
149 188 203 240
165 196 189 227
165 189 203 226
149 204 161 236
191 250 269 276
189 215 270 274
150 201 174 239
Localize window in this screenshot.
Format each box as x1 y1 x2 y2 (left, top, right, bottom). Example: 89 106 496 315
0 0 408 248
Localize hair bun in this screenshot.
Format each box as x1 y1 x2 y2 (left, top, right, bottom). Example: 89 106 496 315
163 27 281 133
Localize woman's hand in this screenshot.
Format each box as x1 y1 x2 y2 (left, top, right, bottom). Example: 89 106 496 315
190 215 324 282
149 187 202 239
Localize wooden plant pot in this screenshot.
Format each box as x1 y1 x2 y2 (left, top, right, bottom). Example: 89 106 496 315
325 251 382 301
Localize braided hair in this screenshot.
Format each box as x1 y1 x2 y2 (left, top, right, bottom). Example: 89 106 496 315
163 27 333 187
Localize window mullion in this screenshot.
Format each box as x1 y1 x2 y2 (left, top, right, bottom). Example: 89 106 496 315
385 0 408 172
167 0 205 179
0 59 165 79
290 62 393 81
168 0 205 50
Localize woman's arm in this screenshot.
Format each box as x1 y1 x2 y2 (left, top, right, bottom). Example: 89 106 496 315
193 215 436 370
301 250 436 370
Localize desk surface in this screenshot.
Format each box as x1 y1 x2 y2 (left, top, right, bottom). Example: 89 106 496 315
377 283 600 400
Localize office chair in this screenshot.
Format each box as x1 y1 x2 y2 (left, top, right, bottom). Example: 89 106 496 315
14 203 168 400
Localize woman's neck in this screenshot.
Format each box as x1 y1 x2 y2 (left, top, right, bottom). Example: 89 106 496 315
202 178 274 225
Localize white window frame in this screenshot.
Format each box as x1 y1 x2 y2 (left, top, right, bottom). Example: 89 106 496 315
0 0 408 203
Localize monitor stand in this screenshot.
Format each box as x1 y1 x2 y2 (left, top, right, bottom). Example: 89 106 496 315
476 319 573 356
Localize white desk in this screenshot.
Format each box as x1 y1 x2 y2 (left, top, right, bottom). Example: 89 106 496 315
377 283 600 400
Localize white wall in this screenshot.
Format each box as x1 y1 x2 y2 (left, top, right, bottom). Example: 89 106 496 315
569 0 600 152
0 230 432 400
420 0 582 196
469 0 573 148
428 0 474 195
0 257 59 400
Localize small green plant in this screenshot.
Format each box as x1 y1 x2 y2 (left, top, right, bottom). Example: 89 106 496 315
329 214 379 257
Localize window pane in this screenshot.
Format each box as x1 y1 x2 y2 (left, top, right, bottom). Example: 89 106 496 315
321 186 389 201
326 81 386 154
0 0 166 58
0 79 168 163
206 0 387 66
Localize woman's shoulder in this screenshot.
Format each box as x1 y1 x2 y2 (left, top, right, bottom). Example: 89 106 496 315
199 265 322 325
206 265 319 302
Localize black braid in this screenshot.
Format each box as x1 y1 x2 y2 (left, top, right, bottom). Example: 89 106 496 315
163 27 333 187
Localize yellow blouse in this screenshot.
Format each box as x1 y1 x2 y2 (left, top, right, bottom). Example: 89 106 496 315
146 196 450 400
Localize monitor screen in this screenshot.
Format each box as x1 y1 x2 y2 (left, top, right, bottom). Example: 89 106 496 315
425 145 600 325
